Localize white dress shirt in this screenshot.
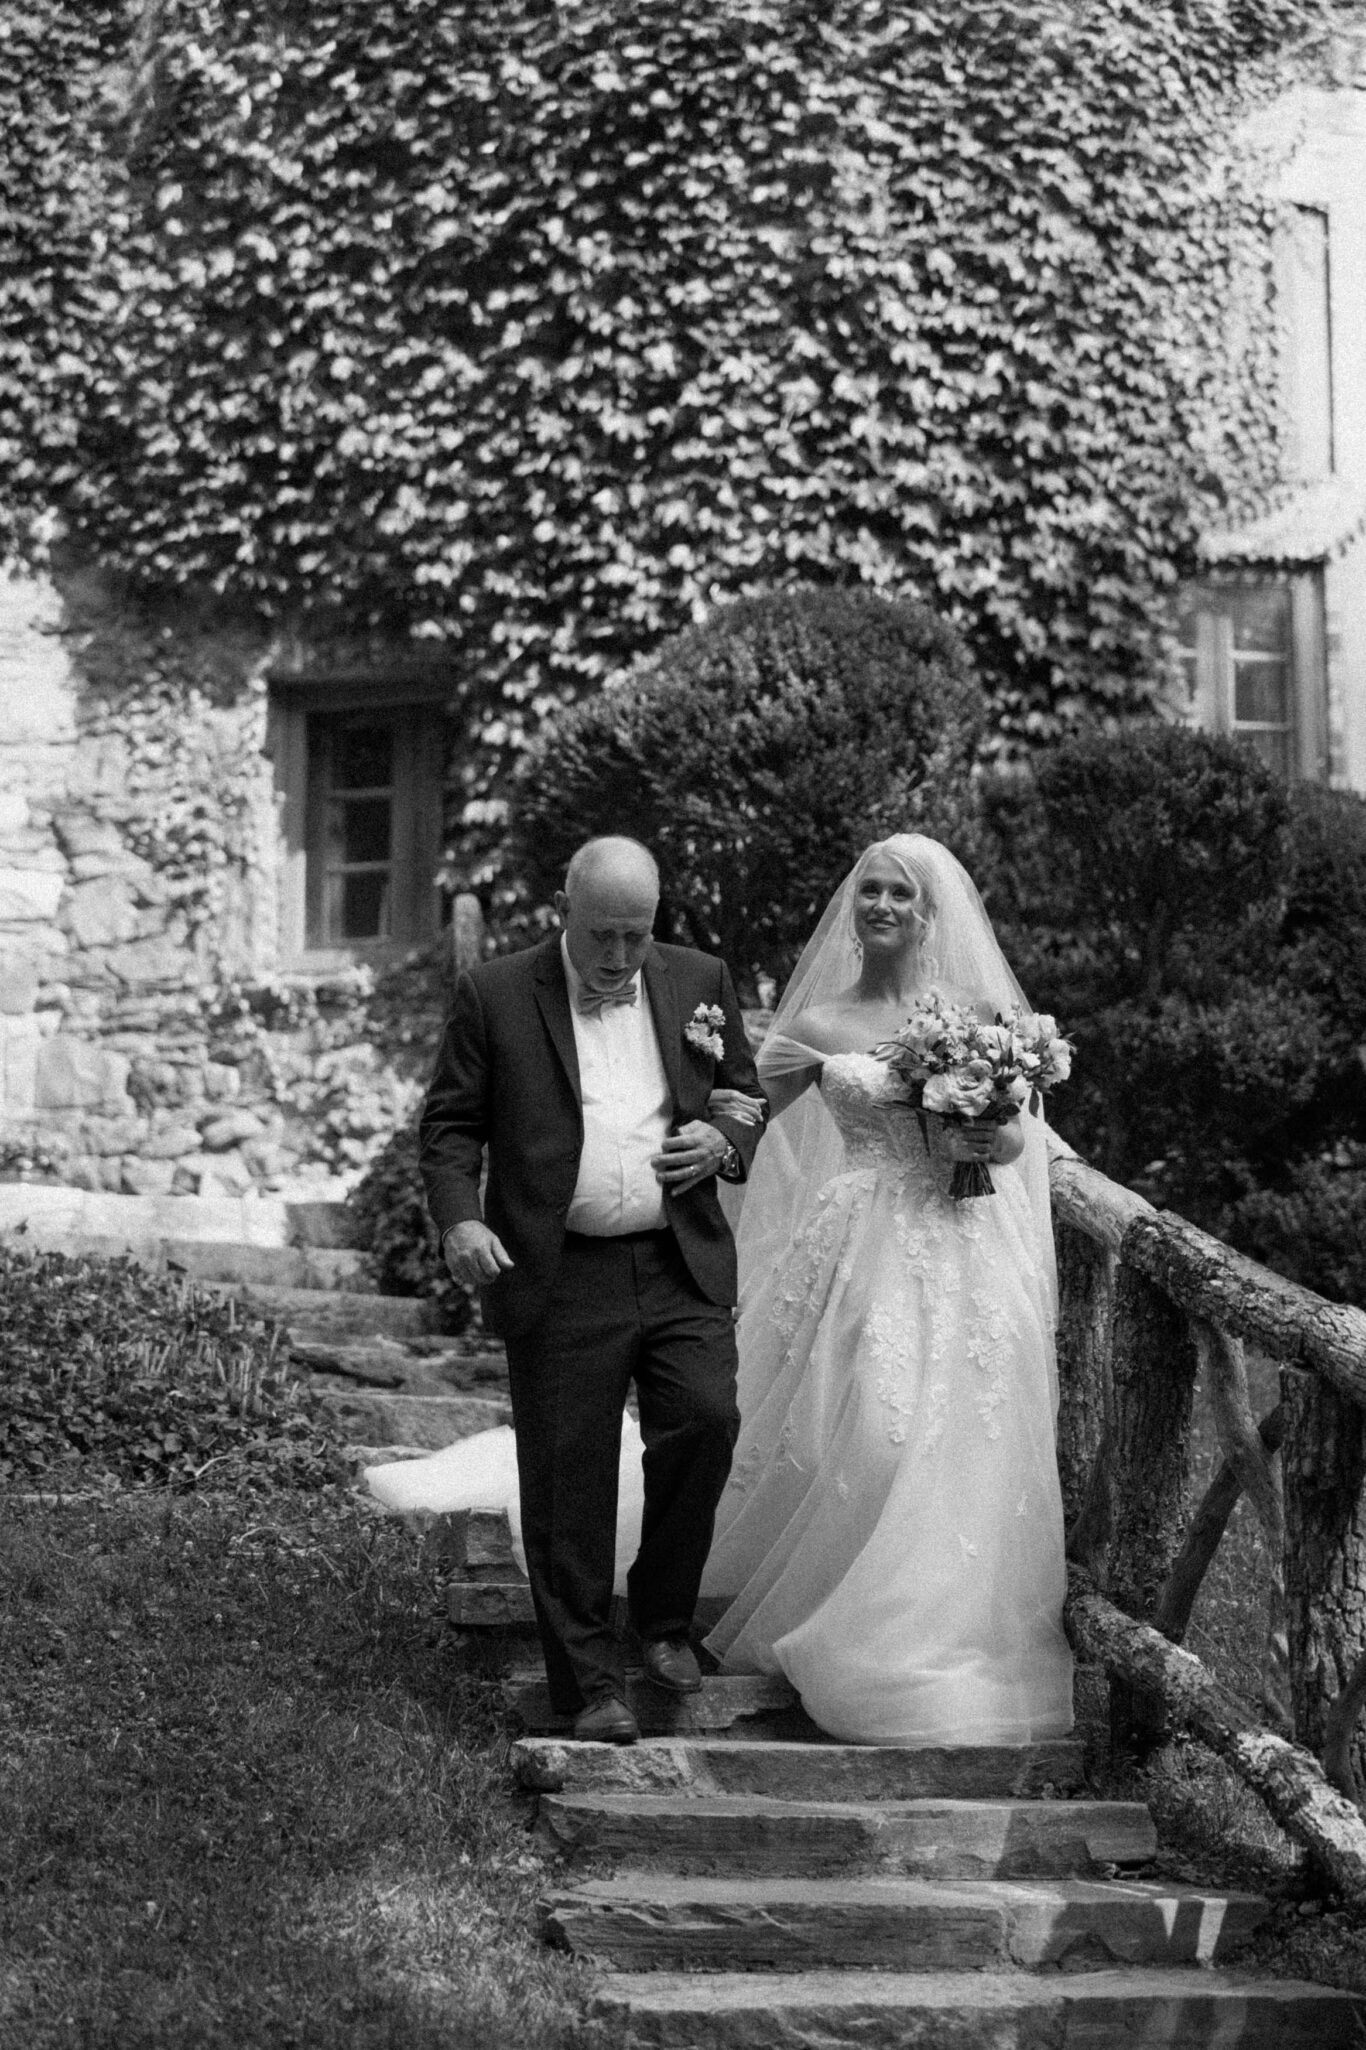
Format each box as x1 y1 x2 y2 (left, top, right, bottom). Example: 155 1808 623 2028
562 936 673 1235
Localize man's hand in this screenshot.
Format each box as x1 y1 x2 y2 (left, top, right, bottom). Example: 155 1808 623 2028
652 1120 729 1192
442 1219 515 1287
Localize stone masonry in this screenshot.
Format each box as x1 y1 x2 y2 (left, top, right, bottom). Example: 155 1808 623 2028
0 572 432 1199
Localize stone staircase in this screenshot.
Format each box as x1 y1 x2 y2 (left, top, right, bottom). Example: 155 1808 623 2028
511 1729 1366 2046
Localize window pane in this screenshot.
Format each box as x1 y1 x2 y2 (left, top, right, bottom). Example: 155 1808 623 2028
1234 658 1290 727
340 797 392 865
333 723 394 791
1228 585 1290 655
340 870 389 940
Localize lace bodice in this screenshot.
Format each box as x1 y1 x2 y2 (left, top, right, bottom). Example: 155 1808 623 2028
819 1051 930 1171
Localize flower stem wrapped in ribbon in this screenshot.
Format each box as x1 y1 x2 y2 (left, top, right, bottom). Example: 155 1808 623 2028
872 992 1073 1199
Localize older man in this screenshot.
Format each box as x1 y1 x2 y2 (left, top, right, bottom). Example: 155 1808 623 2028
419 837 765 1742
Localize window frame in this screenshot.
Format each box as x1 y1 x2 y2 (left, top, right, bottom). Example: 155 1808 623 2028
1176 571 1327 783
267 675 450 972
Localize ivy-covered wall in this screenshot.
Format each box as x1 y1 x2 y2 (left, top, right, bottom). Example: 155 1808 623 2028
5 5 1366 842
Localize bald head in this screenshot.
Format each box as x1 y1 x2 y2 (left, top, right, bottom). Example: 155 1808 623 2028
556 837 660 994
564 836 660 899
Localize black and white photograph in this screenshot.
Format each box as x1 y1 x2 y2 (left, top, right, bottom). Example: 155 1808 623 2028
4 3 1366 2044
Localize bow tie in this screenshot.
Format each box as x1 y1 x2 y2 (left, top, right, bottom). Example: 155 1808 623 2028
576 984 639 1018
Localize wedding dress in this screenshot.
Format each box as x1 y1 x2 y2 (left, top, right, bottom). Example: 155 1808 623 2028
700 1049 1074 1746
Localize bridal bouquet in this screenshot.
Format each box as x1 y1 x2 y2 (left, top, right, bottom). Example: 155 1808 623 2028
873 992 1072 1199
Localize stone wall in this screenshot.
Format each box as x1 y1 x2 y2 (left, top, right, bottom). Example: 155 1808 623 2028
0 573 441 1201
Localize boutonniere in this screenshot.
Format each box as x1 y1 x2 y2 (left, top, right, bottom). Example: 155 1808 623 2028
684 1003 726 1060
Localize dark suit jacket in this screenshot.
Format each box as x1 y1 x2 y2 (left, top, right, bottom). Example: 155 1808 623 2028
418 936 765 1337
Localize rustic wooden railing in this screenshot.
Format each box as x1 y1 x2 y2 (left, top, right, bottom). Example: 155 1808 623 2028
1050 1135 1366 1899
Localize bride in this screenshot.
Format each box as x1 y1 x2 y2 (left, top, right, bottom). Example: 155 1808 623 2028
365 833 1072 1748
700 834 1073 1745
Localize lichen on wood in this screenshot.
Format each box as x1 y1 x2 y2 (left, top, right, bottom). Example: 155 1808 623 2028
1066 1577 1366 1902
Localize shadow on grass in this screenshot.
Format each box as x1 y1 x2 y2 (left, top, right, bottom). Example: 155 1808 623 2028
0 1489 592 2050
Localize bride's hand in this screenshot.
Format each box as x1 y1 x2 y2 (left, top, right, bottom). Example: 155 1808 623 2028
931 1114 1000 1165
706 1087 767 1128
931 1114 1024 1166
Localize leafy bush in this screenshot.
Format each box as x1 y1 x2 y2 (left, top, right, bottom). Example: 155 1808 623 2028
1065 982 1328 1209
983 723 1366 1301
1280 785 1366 1060
513 586 984 995
346 1119 472 1330
0 1246 347 1493
1030 721 1290 1003
1226 1152 1366 1309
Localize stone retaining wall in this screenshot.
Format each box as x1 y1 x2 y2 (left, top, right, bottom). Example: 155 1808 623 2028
0 573 440 1199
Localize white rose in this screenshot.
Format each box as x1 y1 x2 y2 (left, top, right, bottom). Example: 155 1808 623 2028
1045 1038 1073 1082
923 1069 995 1119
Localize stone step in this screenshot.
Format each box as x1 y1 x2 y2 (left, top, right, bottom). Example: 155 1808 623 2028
536 1791 1155 1878
208 1281 439 1339
545 1873 1266 1972
509 1671 804 1738
0 1183 358 1249
300 1339 508 1396
321 1389 511 1449
57 1234 373 1292
283 1198 356 1248
0 1182 297 1246
586 1967 1366 2049
443 1579 732 1632
512 1735 1087 1801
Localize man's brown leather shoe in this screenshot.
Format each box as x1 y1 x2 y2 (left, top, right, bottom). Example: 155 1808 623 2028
640 1636 703 1695
572 1693 640 1744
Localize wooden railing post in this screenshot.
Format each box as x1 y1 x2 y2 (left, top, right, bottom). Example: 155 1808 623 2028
1054 1220 1113 1532
1106 1260 1199 1752
1283 1363 1366 1800
1050 1143 1366 1883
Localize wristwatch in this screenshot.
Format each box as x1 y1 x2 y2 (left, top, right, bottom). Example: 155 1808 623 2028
715 1140 743 1182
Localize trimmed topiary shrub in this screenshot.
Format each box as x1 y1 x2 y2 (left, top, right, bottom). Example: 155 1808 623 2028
1027 720 1291 1004
512 585 985 997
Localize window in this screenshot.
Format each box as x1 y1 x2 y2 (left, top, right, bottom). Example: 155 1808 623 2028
306 714 400 947
1177 575 1326 782
268 680 448 966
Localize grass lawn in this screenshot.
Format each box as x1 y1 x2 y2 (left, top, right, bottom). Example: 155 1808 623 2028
0 1486 589 2050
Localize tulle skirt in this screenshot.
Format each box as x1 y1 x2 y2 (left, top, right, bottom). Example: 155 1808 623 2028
700 1156 1074 1747
363 1419 647 1592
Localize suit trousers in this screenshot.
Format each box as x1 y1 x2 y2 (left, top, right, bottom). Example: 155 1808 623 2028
503 1226 740 1714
